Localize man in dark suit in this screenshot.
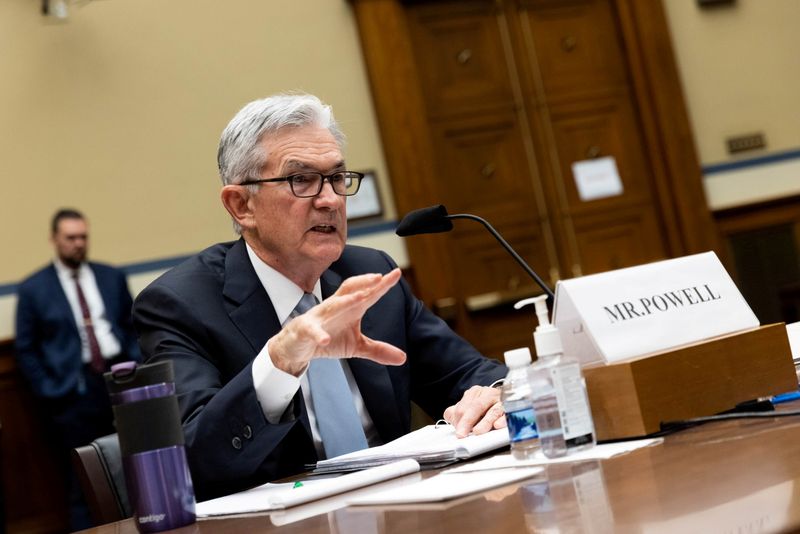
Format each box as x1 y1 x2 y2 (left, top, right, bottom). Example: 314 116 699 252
133 93 508 501
15 208 141 529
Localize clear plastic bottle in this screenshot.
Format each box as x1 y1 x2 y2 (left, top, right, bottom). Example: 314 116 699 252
501 347 540 460
528 356 567 458
517 296 596 458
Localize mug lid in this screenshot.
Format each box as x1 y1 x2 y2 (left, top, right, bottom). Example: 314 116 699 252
104 360 174 394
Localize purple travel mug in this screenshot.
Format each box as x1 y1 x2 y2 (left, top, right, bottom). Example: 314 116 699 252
105 361 196 532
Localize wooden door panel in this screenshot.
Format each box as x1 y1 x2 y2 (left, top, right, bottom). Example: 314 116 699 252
516 0 628 102
461 309 535 360
549 96 657 214
571 208 667 274
407 1 515 118
452 224 544 360
430 113 544 216
429 111 559 295
451 221 550 299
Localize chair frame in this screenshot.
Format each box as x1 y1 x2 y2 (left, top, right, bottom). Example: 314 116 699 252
72 438 128 525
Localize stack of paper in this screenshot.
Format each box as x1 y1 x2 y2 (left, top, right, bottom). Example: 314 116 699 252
195 459 420 517
312 424 509 474
349 438 661 506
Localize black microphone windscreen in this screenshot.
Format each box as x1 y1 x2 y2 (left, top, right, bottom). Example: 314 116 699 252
395 205 454 236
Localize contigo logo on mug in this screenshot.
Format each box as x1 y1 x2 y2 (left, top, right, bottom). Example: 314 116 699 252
138 513 166 524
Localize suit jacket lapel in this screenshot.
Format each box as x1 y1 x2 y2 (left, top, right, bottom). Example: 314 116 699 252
222 239 312 437
90 263 115 318
320 268 404 443
46 264 80 333
222 239 282 353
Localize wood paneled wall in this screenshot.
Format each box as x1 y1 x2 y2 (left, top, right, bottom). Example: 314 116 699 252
714 195 800 325
0 339 68 534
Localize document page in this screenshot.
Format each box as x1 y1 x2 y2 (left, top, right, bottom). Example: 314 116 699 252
313 425 509 473
196 459 420 516
349 466 543 505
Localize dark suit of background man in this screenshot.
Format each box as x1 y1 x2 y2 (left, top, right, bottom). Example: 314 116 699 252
133 93 509 501
15 208 141 530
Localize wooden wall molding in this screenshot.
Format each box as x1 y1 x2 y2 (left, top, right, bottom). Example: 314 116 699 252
0 338 69 534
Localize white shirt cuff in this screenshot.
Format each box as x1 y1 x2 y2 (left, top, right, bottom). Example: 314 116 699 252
252 338 304 423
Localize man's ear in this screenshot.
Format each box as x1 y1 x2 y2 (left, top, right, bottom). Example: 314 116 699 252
220 185 255 231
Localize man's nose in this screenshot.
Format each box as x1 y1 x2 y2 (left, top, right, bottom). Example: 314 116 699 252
314 179 341 206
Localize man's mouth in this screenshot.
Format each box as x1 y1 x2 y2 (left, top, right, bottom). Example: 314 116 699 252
310 224 336 234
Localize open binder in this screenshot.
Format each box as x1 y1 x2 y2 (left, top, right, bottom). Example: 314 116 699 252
311 424 510 474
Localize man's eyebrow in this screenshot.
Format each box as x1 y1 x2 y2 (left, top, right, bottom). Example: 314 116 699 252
282 159 346 173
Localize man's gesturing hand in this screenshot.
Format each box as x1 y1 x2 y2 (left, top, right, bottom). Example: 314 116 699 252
443 385 507 438
269 268 407 375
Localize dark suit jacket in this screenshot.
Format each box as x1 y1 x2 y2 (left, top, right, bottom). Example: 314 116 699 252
15 262 141 399
133 239 506 500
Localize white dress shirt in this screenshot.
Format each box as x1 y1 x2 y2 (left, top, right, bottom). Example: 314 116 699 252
246 244 380 458
54 259 122 363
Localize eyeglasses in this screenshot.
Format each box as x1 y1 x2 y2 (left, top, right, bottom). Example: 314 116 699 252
239 171 364 198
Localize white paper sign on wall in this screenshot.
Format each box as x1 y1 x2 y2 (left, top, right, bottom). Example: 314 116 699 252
571 156 624 202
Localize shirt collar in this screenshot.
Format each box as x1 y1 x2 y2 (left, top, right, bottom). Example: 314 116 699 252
53 258 88 279
244 242 322 325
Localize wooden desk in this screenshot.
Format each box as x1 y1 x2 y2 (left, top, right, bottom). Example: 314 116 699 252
80 406 800 533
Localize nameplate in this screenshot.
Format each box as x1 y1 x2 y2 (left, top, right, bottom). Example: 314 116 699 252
553 252 759 366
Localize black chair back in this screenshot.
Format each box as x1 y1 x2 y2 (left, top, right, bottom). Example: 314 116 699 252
72 434 131 525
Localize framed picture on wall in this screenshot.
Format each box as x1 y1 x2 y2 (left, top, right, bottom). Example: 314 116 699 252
346 170 384 221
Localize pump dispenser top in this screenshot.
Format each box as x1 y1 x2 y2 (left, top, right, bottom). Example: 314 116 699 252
514 295 563 358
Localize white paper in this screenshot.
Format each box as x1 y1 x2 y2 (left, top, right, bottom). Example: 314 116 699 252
269 474 423 526
314 425 509 473
786 322 800 362
195 459 420 516
445 438 662 473
553 252 759 364
348 466 543 505
571 156 624 202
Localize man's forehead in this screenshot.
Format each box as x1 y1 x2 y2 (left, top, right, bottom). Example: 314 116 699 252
283 158 346 172
262 126 343 171
56 219 88 236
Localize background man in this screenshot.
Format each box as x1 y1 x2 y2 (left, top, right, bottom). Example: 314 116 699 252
133 93 508 501
15 208 141 529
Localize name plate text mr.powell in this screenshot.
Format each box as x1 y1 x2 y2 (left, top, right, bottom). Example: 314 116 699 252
553 252 759 366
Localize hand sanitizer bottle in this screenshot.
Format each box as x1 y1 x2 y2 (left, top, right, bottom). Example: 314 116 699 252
516 296 595 458
501 347 540 460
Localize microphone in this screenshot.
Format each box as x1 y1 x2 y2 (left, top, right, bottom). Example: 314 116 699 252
395 205 555 300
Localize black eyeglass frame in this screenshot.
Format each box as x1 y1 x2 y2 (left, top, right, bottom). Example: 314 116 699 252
238 171 364 198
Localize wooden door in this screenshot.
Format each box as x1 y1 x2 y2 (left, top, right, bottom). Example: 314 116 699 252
509 0 672 277
352 0 717 359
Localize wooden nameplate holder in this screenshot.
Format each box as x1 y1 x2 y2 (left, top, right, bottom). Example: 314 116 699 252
583 323 797 441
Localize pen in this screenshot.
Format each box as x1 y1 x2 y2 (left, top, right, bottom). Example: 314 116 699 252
771 391 800 405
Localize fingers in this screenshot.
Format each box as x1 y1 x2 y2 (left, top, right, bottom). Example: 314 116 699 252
355 338 407 366
269 269 404 373
317 269 401 322
493 414 507 430
471 401 505 435
338 269 400 298
444 386 503 438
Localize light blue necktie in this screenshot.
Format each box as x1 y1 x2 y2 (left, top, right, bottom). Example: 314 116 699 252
291 293 369 459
